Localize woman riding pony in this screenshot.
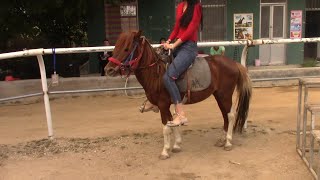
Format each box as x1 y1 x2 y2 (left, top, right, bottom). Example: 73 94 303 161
143 0 202 127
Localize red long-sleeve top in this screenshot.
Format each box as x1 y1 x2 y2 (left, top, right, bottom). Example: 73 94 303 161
168 2 202 42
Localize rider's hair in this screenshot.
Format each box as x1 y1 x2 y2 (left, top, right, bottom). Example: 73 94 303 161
180 0 201 29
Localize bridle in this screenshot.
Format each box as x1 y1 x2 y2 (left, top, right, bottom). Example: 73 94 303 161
108 36 158 77
108 36 171 95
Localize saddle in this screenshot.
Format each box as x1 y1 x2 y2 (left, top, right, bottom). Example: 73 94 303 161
157 48 212 103
177 55 211 103
156 48 211 103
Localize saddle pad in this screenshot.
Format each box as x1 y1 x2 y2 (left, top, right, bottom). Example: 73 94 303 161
177 57 211 93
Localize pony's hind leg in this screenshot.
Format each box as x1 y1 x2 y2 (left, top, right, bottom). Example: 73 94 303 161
225 111 235 151
216 111 235 151
214 91 235 150
215 113 235 151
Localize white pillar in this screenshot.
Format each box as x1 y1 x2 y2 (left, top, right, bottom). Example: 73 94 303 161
37 55 54 139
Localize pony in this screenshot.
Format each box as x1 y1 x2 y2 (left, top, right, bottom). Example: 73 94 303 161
105 31 252 160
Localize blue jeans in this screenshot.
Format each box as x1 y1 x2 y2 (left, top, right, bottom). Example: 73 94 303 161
163 41 197 104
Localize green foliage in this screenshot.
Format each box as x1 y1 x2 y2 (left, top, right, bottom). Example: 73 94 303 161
0 0 88 52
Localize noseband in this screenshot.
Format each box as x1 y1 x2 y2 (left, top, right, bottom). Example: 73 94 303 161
108 37 147 76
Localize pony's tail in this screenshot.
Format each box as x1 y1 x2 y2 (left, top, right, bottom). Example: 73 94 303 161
234 63 252 133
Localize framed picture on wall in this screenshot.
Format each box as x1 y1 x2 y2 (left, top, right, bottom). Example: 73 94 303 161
234 13 253 40
290 10 302 39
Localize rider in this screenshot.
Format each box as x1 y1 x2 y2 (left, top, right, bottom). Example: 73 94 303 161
210 45 225 56
141 0 202 127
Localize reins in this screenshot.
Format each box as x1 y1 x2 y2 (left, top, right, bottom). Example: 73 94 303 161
108 37 162 77
136 39 162 70
109 36 166 94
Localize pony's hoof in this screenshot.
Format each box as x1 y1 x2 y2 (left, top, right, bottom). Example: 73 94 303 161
215 139 225 147
172 148 182 153
159 154 170 160
224 145 233 151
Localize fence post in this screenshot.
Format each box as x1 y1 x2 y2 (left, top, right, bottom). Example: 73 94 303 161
36 54 54 139
240 40 253 67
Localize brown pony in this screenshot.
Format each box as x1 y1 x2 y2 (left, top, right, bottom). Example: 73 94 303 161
105 31 252 160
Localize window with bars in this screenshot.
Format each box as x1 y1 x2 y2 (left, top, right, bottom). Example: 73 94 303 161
175 0 226 42
306 0 320 10
120 4 138 32
104 0 138 44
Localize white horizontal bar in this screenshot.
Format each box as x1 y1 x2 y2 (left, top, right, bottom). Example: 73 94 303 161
0 46 115 60
42 46 115 55
252 38 320 45
0 48 44 60
1 37 320 60
197 40 249 47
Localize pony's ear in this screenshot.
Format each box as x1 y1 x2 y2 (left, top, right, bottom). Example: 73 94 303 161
133 30 142 41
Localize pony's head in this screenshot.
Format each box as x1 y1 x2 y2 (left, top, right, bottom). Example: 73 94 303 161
105 31 143 77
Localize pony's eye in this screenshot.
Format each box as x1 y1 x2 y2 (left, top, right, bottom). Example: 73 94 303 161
124 48 129 52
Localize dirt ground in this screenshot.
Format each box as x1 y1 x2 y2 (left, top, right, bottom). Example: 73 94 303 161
0 87 319 180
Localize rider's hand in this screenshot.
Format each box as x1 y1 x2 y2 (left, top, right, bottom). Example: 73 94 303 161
163 43 174 50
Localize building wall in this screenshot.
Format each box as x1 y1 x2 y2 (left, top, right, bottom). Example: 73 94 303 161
226 0 260 65
225 0 306 65
287 0 306 64
138 0 175 43
87 0 307 69
87 0 105 73
104 4 122 45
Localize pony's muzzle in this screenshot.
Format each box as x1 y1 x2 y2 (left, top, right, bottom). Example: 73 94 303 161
105 66 119 77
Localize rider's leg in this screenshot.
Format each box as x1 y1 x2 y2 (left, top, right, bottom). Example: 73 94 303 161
163 41 197 126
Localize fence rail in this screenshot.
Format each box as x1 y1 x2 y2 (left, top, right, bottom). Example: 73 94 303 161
1 76 319 103
1 37 320 60
1 37 320 139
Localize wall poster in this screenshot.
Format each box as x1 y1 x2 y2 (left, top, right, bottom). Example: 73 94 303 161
290 10 302 39
234 13 253 40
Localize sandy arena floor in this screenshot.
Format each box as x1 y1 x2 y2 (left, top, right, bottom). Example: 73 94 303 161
0 87 319 180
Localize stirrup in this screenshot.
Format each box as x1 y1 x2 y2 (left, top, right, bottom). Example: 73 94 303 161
139 100 159 113
166 113 188 127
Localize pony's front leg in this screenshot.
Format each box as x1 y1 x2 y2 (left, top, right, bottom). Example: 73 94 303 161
160 125 172 160
224 112 235 151
172 126 182 153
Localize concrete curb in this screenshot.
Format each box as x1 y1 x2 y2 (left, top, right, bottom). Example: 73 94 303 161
1 67 320 103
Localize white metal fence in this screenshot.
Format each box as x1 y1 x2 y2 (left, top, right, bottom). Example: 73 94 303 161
1 37 320 139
